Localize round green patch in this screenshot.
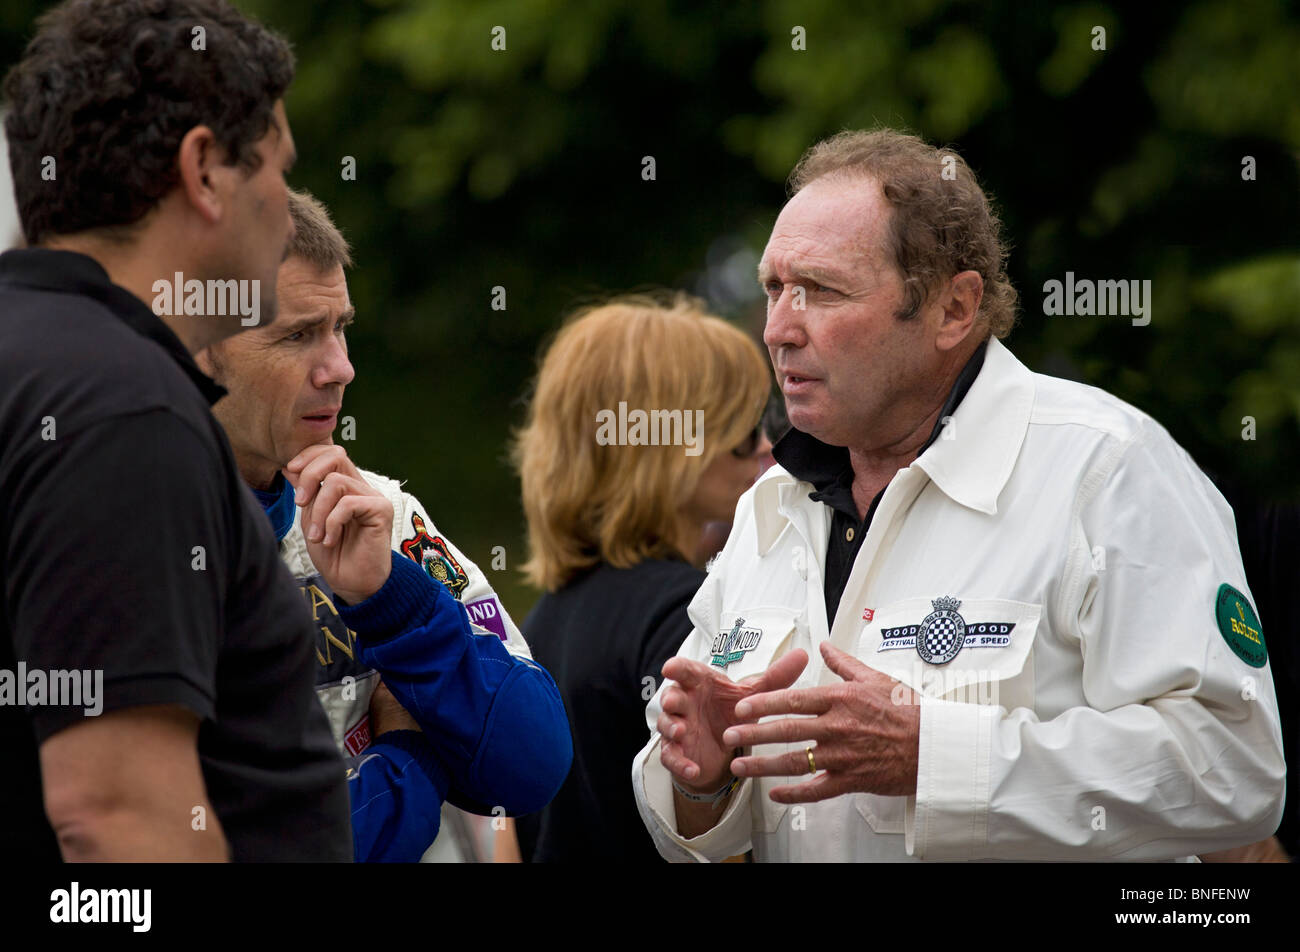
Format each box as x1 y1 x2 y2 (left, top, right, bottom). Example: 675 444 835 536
1215 584 1266 668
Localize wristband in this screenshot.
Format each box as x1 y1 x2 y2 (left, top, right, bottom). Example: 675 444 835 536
672 773 740 807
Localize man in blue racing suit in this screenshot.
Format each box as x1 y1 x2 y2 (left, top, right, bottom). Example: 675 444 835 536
197 188 572 860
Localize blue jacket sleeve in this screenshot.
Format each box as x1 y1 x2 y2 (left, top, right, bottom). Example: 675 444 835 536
338 551 573 816
346 730 449 862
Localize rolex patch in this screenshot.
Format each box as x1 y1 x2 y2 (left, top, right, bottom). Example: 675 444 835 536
710 617 762 669
1215 583 1266 668
876 596 1016 666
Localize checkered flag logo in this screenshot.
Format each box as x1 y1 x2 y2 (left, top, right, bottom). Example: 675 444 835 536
917 596 966 665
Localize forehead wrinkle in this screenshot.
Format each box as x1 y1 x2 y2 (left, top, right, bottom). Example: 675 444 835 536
276 308 341 335
760 232 860 286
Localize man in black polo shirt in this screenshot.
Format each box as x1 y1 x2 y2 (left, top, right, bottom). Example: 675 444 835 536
0 0 350 860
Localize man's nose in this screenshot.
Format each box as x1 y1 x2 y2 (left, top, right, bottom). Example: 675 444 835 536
315 334 355 388
762 286 807 350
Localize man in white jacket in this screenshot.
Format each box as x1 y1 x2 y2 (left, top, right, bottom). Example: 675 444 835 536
634 128 1285 862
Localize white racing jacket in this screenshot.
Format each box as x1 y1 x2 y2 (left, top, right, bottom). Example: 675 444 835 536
633 337 1286 862
279 468 531 753
279 467 531 861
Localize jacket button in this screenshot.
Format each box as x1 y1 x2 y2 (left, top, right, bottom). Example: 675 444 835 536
846 527 855 542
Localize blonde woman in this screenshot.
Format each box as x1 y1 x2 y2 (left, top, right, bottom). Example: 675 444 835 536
512 292 771 862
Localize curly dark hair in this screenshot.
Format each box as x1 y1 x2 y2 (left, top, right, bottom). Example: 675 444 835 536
3 0 294 244
789 129 1018 340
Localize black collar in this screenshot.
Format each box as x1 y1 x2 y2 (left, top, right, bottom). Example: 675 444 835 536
0 247 227 405
772 339 989 517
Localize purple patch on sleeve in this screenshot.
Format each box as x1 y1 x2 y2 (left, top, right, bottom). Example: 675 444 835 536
465 595 509 641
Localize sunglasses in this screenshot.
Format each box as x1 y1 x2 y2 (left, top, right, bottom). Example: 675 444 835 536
731 424 763 459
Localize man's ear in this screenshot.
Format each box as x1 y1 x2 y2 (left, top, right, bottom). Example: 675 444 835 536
935 270 983 351
175 125 225 226
194 344 219 380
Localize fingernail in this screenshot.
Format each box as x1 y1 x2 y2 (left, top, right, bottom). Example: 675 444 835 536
308 523 321 542
723 728 739 745
295 486 305 504
735 700 751 718
685 765 697 779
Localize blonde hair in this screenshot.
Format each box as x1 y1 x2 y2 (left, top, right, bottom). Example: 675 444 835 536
513 292 771 591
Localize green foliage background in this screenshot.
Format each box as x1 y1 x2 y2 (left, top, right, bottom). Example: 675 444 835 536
4 0 1298 622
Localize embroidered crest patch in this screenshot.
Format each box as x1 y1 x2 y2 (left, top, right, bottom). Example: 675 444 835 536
875 596 1017 665
399 513 469 599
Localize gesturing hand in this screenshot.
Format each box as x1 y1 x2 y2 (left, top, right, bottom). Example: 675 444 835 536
283 444 394 605
721 641 920 803
657 649 809 792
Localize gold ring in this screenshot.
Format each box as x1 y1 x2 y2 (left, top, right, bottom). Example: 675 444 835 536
806 746 816 774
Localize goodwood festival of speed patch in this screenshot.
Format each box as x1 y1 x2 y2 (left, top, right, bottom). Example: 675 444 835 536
876 596 1017 666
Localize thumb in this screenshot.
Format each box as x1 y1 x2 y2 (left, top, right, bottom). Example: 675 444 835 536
662 655 716 690
744 648 808 694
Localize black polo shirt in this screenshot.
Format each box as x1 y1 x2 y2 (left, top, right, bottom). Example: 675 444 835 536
772 341 988 628
0 248 351 861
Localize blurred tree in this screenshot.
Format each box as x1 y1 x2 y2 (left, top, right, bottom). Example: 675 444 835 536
4 0 1297 621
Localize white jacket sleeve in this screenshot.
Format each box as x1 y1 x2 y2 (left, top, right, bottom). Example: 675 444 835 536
910 421 1286 860
370 468 534 661
631 573 757 862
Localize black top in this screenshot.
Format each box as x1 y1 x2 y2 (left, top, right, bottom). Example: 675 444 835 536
773 341 987 628
516 558 706 862
0 248 351 861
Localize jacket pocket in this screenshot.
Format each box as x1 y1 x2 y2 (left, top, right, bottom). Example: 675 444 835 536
708 607 799 684
851 597 1041 835
853 792 908 834
855 596 1041 713
709 606 802 834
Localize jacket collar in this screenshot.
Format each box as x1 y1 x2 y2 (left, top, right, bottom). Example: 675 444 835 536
911 336 1033 515
751 336 1034 555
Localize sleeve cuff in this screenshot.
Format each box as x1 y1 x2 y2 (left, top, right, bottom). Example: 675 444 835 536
30 673 216 744
908 697 996 860
368 729 447 789
337 551 447 644
632 733 753 862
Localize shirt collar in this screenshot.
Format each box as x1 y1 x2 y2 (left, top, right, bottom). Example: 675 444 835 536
754 336 1034 552
0 247 227 405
